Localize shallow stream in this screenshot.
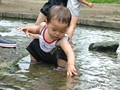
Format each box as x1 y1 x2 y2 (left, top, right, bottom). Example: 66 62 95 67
0 18 120 90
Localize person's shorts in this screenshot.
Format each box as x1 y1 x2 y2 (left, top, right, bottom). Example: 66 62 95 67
27 39 67 65
41 0 68 16
67 0 80 16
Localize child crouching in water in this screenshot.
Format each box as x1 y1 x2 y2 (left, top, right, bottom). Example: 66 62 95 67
17 5 77 77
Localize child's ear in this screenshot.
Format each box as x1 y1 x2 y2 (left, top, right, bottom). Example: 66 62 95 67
45 23 48 28
44 19 47 22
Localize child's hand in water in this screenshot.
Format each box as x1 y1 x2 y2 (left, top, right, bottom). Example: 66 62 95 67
67 64 77 77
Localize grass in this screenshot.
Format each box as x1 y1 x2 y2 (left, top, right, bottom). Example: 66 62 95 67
87 0 120 3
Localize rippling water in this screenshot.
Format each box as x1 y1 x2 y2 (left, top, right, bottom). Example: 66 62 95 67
0 19 120 90
73 26 120 90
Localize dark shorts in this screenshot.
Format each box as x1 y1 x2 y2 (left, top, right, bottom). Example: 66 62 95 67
27 39 67 65
41 0 68 16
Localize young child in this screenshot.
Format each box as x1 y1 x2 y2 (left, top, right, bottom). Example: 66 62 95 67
17 5 77 77
35 0 93 43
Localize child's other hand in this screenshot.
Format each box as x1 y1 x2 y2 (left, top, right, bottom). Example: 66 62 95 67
67 65 77 77
17 27 29 37
88 2 94 8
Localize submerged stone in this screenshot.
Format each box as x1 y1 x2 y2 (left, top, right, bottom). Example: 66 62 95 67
89 41 119 52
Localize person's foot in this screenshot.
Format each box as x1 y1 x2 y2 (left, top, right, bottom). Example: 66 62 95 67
0 35 17 48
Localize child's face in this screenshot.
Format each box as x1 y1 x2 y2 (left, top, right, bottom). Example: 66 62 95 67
46 19 68 40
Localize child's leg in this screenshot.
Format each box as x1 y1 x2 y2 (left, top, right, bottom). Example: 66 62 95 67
35 12 46 25
57 59 67 67
30 54 37 62
27 39 43 63
53 59 67 70
55 47 68 69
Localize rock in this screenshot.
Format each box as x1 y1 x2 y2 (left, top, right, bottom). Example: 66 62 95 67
89 41 119 52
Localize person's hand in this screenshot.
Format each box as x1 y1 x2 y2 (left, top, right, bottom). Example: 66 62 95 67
67 64 77 77
17 27 29 37
87 2 94 8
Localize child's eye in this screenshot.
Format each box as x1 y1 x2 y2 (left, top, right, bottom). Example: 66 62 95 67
61 30 65 33
62 31 65 33
52 29 56 31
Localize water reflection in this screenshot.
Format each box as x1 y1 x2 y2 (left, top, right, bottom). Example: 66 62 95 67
0 19 120 90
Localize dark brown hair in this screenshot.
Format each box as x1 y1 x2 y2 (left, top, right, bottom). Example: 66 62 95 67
47 5 71 26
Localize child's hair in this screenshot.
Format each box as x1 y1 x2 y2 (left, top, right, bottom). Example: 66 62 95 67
47 5 71 26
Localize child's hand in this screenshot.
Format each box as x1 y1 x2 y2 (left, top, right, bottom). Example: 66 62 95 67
67 64 77 77
88 2 94 8
17 27 29 37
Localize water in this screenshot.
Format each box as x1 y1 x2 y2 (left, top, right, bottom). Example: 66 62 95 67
0 18 34 37
72 26 120 90
0 18 120 90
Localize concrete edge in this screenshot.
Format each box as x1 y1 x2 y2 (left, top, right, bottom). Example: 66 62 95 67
78 19 120 29
0 12 37 20
0 12 120 29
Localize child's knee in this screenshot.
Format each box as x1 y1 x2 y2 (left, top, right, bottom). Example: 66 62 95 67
57 59 67 67
30 54 37 62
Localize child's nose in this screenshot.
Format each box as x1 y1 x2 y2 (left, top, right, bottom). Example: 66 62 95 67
56 32 60 35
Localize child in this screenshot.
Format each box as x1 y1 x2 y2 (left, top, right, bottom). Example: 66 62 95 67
17 5 77 77
35 0 93 43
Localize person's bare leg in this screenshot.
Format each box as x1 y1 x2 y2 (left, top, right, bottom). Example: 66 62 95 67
67 16 78 44
30 54 37 63
35 12 47 26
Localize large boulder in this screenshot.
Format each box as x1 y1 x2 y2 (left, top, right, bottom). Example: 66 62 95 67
89 41 119 52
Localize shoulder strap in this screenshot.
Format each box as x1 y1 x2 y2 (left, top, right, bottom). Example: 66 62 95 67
40 25 46 35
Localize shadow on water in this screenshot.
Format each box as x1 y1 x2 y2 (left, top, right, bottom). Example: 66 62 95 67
0 18 120 90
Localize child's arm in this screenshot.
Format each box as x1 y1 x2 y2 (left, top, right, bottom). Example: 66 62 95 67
17 25 40 37
28 33 40 39
79 0 94 8
17 22 45 37
57 38 77 77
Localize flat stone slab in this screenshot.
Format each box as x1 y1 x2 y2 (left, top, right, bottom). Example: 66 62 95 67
0 36 32 69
